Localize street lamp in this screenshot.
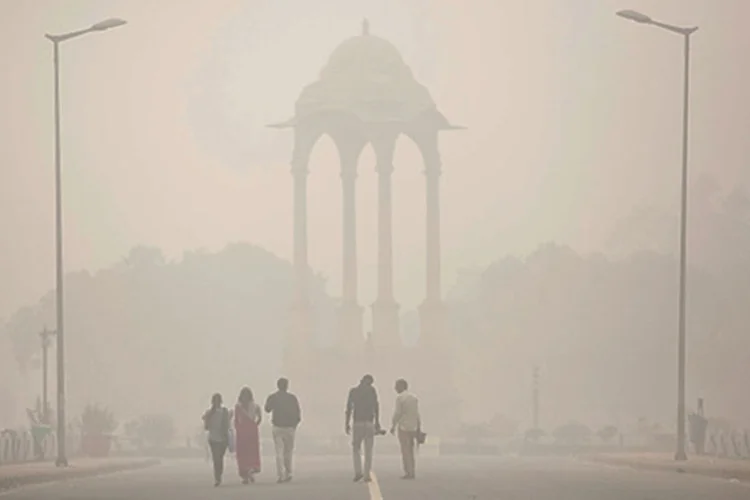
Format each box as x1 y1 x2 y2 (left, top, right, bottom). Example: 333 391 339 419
44 17 127 468
617 9 698 462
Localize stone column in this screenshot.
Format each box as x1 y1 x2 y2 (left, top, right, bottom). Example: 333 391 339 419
417 141 456 434
418 138 445 347
292 160 309 305
371 132 400 347
284 135 314 379
424 165 441 302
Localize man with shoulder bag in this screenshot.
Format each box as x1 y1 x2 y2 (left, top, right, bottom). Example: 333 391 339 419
390 379 422 480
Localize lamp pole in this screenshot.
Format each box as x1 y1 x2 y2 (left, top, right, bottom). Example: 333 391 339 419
532 365 540 430
45 17 127 467
39 327 56 424
616 9 698 462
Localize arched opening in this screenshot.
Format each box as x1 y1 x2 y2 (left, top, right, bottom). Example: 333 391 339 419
305 132 340 346
392 132 428 342
357 141 377 335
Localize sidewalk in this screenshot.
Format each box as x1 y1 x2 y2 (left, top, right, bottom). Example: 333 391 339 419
590 452 750 482
0 457 160 492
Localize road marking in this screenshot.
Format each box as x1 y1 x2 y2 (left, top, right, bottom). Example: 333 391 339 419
368 471 384 500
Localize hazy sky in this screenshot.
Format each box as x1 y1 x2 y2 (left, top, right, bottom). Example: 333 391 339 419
2 0 750 321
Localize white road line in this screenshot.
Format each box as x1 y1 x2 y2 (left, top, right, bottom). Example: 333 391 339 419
368 471 384 500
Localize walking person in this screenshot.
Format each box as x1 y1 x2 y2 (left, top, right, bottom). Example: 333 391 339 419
235 387 262 484
264 378 301 483
390 379 421 480
346 374 381 483
202 393 231 486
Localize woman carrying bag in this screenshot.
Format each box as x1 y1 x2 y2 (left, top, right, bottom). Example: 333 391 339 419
202 393 230 487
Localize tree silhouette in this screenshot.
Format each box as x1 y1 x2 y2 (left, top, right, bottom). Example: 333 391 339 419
2 243 334 432
449 240 750 428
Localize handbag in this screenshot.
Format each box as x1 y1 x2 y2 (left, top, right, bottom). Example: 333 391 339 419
227 427 236 453
416 429 427 445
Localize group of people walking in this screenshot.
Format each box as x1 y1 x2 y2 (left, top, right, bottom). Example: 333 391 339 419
202 377 300 486
202 374 422 487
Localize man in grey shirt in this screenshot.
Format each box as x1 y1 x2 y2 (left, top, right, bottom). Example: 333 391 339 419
346 374 381 482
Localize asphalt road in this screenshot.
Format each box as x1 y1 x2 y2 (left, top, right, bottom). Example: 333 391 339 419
2 455 749 500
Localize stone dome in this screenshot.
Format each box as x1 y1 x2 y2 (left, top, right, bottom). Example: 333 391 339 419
293 21 438 125
320 32 408 81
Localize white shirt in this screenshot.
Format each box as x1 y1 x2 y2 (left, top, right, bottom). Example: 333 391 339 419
392 391 420 432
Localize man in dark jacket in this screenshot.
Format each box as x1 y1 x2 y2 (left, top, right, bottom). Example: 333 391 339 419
265 378 301 483
345 374 381 482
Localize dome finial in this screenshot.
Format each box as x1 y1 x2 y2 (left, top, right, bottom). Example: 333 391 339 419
362 18 370 36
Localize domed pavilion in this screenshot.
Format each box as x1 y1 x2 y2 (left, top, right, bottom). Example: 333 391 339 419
269 20 462 436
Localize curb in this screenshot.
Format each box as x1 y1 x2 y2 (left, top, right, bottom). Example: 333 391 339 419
0 459 160 492
589 456 750 483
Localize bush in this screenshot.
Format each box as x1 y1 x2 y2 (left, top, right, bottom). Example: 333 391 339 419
488 414 519 438
81 403 117 436
126 414 175 449
525 428 546 442
459 422 495 442
597 425 618 443
553 422 592 444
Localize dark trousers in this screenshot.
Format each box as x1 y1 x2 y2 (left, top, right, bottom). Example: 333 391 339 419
209 440 228 481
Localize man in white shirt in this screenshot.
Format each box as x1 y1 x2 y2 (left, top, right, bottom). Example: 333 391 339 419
390 379 421 479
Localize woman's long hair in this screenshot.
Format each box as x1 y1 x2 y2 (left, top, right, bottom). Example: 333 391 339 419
238 386 254 409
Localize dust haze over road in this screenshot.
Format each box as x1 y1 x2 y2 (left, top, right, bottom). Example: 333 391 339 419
3 457 750 500
2 1 750 499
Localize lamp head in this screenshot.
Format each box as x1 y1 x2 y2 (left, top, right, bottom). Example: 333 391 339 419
91 18 127 31
616 10 652 24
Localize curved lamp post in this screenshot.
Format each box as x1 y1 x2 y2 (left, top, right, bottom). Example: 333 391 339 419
617 9 698 462
44 17 127 468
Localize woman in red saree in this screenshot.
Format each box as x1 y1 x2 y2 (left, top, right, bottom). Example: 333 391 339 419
235 387 262 483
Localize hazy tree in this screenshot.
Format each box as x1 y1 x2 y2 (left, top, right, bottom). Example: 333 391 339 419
2 243 334 432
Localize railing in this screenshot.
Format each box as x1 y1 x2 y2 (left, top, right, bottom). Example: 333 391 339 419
0 430 55 464
0 429 81 465
705 428 750 459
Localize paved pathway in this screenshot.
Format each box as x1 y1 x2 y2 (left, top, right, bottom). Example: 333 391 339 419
1 455 749 499
0 458 158 492
592 452 750 481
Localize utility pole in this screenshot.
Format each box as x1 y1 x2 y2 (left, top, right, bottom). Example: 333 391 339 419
532 365 540 430
39 327 56 424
